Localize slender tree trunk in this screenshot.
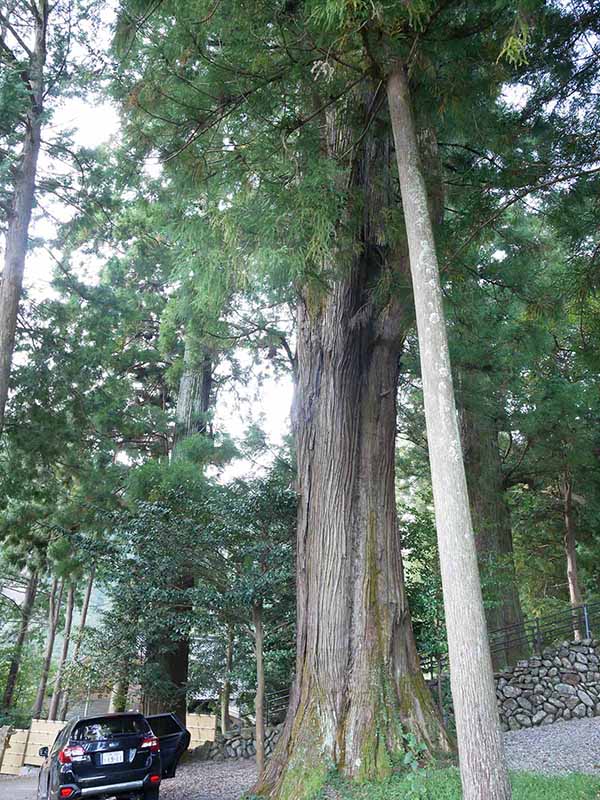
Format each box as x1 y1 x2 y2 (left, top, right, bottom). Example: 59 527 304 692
253 602 266 780
459 375 526 668
387 64 511 800
2 570 38 710
59 567 95 720
48 584 75 720
0 1 49 430
561 471 583 640
221 625 233 735
32 577 64 719
260 90 449 800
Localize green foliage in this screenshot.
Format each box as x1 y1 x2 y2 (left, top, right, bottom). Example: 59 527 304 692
399 499 445 660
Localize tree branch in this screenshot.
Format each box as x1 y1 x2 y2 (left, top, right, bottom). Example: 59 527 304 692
0 11 33 58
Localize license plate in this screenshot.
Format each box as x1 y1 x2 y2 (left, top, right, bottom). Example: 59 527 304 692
101 751 124 765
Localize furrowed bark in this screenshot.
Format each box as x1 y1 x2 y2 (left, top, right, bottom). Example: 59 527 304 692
59 567 95 720
387 65 511 800
459 375 526 668
0 1 49 430
254 601 266 781
174 343 213 444
48 584 75 720
2 570 38 710
32 576 64 719
259 88 449 800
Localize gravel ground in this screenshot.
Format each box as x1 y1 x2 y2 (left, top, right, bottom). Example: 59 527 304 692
0 761 257 800
160 759 257 800
504 715 600 775
0 774 38 798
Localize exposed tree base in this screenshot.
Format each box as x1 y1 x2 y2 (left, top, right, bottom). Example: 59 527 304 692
256 671 451 800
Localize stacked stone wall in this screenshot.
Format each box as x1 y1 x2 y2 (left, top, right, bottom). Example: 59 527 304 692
496 638 600 731
190 723 283 762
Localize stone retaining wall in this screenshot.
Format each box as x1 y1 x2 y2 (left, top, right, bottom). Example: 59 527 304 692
496 638 600 731
191 724 283 762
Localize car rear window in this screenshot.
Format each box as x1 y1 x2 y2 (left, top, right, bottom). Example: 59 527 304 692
148 715 182 736
73 716 149 741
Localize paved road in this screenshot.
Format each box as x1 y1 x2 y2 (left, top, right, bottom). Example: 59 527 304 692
0 774 38 798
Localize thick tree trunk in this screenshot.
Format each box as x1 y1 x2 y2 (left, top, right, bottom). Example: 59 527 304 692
561 471 583 640
170 340 213 721
387 65 511 800
459 376 526 668
32 577 64 719
48 584 75 720
253 602 266 780
260 86 449 800
221 626 233 735
2 570 38 709
174 344 213 445
0 1 48 430
109 678 129 713
59 568 95 720
165 637 190 723
144 340 213 719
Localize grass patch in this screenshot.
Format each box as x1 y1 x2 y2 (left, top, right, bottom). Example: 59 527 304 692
330 767 600 800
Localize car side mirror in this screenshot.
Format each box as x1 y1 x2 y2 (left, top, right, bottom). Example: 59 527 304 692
39 747 49 758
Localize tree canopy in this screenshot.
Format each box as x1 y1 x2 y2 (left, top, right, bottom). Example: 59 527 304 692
1 2 600 799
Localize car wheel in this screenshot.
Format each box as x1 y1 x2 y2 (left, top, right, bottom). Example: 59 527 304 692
144 788 160 800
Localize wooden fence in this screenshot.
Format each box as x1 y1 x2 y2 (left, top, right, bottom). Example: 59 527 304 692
1 719 73 775
186 713 217 748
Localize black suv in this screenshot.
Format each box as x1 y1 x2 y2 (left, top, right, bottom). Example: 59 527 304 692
36 712 191 800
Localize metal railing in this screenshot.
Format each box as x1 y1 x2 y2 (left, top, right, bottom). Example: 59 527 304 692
420 600 600 680
265 687 292 725
262 602 600 725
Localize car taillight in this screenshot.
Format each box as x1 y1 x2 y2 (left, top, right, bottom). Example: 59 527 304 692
58 745 86 764
150 775 161 784
60 788 74 798
140 736 159 753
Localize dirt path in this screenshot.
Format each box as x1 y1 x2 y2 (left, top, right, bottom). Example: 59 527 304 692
160 759 256 800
